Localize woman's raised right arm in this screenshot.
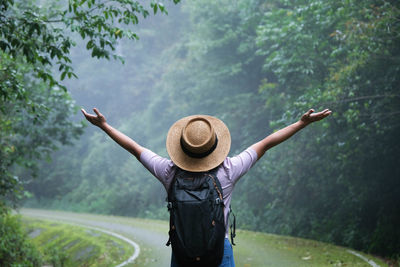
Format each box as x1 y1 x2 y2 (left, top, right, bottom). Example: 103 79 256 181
81 108 144 160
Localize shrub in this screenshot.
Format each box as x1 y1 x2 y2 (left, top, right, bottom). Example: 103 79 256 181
0 212 42 266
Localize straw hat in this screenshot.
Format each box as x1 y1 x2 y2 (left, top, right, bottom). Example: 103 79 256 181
166 115 231 172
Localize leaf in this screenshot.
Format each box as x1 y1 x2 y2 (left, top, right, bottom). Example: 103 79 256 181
153 3 158 14
86 40 93 49
0 40 9 51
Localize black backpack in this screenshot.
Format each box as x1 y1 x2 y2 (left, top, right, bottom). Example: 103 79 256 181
166 168 226 267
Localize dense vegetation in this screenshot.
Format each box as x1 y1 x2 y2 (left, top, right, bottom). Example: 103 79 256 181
22 217 135 266
0 0 173 211
0 0 176 264
0 214 42 266
1 0 399 261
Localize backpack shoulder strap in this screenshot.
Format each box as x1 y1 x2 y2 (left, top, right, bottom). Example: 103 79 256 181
167 167 185 201
230 205 236 245
166 167 185 246
206 167 224 201
208 167 237 246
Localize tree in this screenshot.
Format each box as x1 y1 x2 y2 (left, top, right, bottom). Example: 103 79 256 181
1 0 180 263
20 0 400 258
0 51 83 211
254 0 400 256
0 0 179 212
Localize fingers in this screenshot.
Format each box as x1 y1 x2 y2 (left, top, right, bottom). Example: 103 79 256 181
93 108 102 117
320 109 330 115
81 108 99 121
314 109 332 120
315 109 331 115
81 107 102 117
305 108 332 123
81 108 88 116
322 109 332 116
305 109 315 117
81 108 92 120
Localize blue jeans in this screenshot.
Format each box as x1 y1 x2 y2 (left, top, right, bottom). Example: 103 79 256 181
171 238 235 267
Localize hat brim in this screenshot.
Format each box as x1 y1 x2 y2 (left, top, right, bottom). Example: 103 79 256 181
166 115 231 172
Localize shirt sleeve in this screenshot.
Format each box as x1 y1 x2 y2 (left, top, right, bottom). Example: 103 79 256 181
222 147 258 184
139 148 175 190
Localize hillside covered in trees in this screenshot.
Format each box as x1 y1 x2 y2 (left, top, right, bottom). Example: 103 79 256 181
2 0 399 261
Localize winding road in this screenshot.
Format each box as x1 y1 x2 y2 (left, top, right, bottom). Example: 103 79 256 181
20 208 171 267
20 208 384 267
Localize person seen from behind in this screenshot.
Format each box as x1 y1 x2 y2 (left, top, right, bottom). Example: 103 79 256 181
82 107 332 267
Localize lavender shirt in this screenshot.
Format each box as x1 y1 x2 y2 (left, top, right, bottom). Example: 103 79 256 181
140 147 258 237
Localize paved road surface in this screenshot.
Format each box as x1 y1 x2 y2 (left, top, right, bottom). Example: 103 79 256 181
20 208 171 267
20 208 384 267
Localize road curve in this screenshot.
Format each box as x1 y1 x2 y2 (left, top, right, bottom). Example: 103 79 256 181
61 222 140 266
20 208 171 267
20 208 384 267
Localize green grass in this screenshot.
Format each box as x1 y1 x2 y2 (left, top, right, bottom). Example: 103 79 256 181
21 217 135 267
234 229 388 267
20 209 390 267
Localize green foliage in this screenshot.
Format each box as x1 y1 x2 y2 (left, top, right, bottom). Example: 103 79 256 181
23 0 400 260
0 51 84 210
253 0 400 257
0 213 42 266
23 209 388 267
0 0 174 94
0 0 180 212
234 229 388 267
22 217 135 266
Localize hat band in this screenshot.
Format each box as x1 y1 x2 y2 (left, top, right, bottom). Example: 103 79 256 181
180 136 219 158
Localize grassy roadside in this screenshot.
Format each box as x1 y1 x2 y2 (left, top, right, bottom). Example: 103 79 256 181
21 217 135 267
20 209 389 267
234 229 388 266
20 208 172 267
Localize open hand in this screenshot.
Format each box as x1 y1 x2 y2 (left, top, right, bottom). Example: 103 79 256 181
301 109 332 125
81 108 107 128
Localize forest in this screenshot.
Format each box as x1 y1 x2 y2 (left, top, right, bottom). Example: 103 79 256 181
1 0 399 264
